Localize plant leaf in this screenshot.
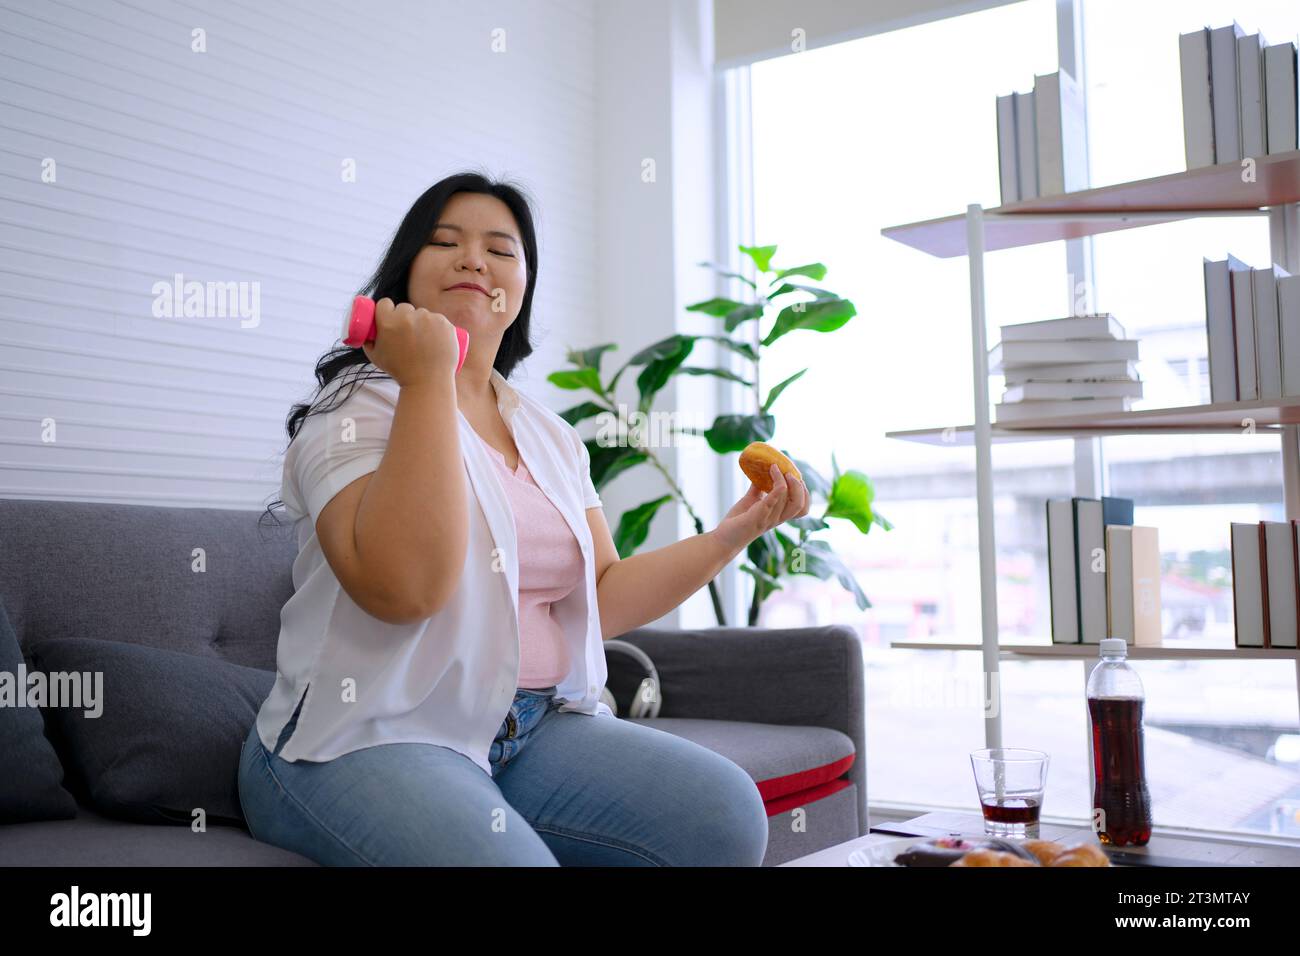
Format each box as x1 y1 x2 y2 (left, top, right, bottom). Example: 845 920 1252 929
789 457 832 498
626 334 693 366
585 440 648 489
686 297 750 317
788 515 829 534
695 261 758 290
769 262 827 283
567 343 618 373
703 413 774 453
825 469 877 534
774 281 838 298
697 334 758 363
739 563 784 590
761 368 808 413
796 539 871 609
636 337 696 409
613 495 674 558
738 244 777 272
558 401 610 427
724 302 766 333
761 297 857 347
676 366 753 386
746 528 783 570
547 367 604 392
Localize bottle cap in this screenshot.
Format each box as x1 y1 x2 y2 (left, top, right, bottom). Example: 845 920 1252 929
1099 638 1128 655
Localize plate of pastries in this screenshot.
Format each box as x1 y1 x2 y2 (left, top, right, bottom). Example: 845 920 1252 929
848 834 1111 867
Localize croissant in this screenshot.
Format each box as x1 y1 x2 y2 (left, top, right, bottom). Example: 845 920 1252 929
1022 839 1067 865
738 442 802 493
948 839 1110 867
1048 843 1111 867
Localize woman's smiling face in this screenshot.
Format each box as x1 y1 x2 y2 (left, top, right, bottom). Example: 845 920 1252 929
406 191 528 341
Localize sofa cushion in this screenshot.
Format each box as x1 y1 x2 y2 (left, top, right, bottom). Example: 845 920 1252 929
0 598 78 824
27 638 274 827
624 716 854 808
0 800 318 866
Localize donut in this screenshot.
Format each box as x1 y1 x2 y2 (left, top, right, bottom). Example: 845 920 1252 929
738 441 802 493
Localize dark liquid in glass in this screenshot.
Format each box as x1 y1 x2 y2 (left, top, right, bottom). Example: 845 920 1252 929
980 797 1040 825
1088 696 1153 847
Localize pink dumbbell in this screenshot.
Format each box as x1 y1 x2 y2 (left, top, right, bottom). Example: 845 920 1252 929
344 295 469 375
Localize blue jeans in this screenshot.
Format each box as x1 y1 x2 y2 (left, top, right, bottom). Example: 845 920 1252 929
238 686 769 866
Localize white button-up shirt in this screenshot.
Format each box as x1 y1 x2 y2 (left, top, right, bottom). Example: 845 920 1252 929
254 366 615 776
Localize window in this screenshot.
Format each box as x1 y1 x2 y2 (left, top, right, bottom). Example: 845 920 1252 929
747 0 1300 837
1082 0 1299 836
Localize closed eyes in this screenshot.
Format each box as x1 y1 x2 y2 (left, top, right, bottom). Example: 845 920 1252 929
429 240 514 257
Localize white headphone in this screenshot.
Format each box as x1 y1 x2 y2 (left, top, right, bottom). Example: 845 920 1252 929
599 640 661 719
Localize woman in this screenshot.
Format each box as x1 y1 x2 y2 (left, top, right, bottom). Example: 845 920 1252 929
239 171 810 866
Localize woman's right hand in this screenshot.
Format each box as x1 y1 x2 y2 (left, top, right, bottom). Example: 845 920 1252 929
361 298 461 387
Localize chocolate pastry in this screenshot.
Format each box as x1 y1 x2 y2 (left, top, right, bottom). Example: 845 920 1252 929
892 834 1038 867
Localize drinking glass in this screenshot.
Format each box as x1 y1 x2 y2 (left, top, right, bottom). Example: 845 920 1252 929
969 748 1048 838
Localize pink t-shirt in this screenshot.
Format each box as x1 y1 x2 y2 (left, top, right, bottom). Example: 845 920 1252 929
480 438 583 689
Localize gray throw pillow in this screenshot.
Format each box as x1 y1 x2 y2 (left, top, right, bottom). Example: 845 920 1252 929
27 638 274 826
0 598 78 823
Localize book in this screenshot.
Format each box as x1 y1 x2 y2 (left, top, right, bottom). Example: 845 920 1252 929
1129 526 1163 647
1002 380 1143 403
1000 313 1125 342
1003 360 1139 385
989 339 1140 373
1075 497 1135 644
1179 27 1216 169
1015 90 1038 201
1238 32 1268 160
1264 41 1298 155
1211 22 1246 162
1253 265 1287 400
1263 521 1299 649
996 93 1019 205
1230 521 1267 647
1106 526 1134 642
995 397 1132 423
1106 526 1163 646
1034 68 1088 195
1203 257 1239 402
1280 274 1300 397
1229 254 1258 400
1047 500 1079 644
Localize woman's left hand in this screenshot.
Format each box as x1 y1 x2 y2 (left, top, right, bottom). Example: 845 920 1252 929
712 463 810 554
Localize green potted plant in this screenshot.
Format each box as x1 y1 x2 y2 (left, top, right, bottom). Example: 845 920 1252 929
549 244 890 626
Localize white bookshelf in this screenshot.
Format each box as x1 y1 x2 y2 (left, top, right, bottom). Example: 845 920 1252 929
880 156 1300 755
891 641 1299 661
887 395 1300 445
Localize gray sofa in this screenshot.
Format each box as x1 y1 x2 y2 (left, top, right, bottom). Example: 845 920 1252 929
0 499 866 866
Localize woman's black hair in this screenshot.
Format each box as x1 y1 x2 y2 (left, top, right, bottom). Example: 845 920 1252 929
258 169 540 532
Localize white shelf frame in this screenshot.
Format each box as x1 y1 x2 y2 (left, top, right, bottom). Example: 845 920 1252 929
892 641 1300 661
955 200 1300 747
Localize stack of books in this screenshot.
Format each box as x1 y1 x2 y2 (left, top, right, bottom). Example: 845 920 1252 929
1231 521 1300 648
996 68 1087 204
1179 23 1298 171
1046 496 1162 646
1203 255 1300 402
989 314 1142 423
